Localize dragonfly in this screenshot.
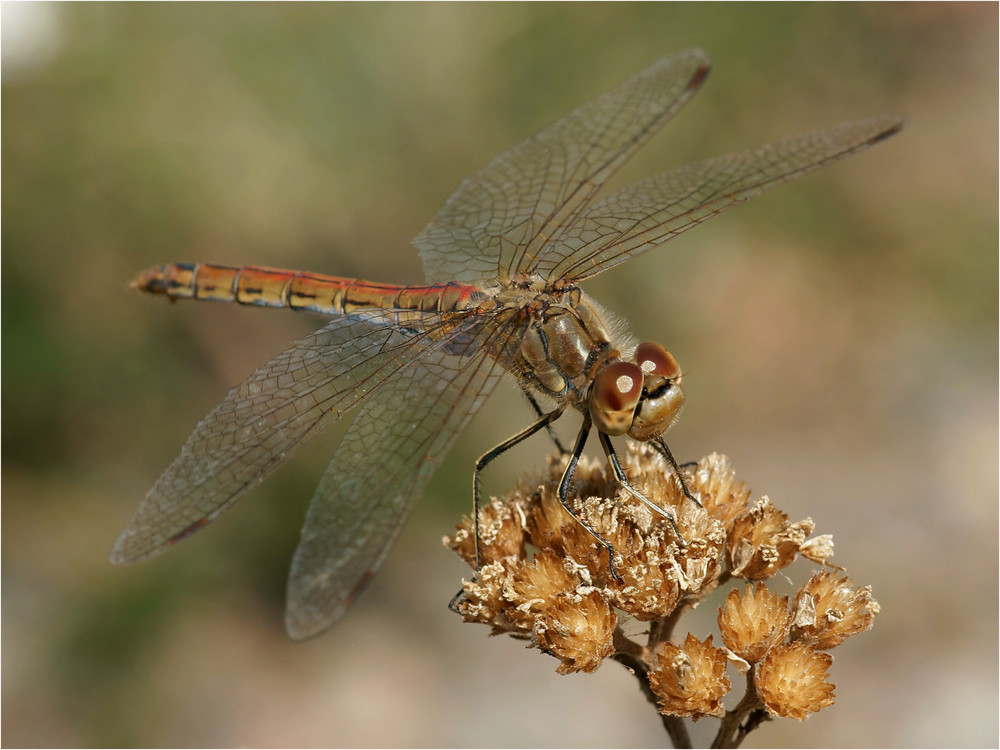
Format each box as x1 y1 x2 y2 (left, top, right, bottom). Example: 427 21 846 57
111 49 903 640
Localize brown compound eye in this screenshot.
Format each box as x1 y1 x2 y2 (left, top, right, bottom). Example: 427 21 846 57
590 361 643 436
635 341 681 382
629 342 685 442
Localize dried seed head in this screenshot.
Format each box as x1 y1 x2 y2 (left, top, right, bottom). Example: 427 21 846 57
446 495 529 567
508 553 617 673
718 584 792 664
672 506 726 594
648 633 731 719
444 443 875 704
727 497 814 580
537 590 618 675
685 452 753 529
456 559 519 630
791 571 880 649
755 641 836 720
507 552 586 628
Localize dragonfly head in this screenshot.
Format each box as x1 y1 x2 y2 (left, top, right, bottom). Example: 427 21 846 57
589 342 684 441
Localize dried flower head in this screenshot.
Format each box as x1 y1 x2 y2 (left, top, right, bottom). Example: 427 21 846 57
681 452 753 529
791 570 880 649
755 641 836 720
443 444 879 745
446 494 529 566
648 633 731 719
726 497 814 580
718 584 792 665
454 559 517 630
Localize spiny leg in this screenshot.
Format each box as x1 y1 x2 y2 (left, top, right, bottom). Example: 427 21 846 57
652 437 702 508
597 431 688 544
448 404 568 614
557 415 623 582
471 404 567 569
525 390 570 455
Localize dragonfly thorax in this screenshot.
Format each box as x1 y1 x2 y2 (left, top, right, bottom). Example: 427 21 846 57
510 287 613 404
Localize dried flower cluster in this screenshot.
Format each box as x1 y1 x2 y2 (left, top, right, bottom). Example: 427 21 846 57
444 443 879 747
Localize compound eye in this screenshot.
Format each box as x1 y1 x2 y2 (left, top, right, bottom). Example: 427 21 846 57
635 341 681 382
590 361 643 436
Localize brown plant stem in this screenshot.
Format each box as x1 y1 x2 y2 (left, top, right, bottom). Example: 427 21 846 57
612 626 692 749
711 666 769 749
648 604 686 648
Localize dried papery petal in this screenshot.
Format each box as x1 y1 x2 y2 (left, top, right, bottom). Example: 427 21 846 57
620 445 722 549
444 522 479 568
480 496 530 563
648 634 731 718
799 534 838 567
608 566 683 621
526 481 571 553
755 641 836 720
579 453 621 498
529 448 697 590
718 584 792 664
792 571 879 649
727 497 814 580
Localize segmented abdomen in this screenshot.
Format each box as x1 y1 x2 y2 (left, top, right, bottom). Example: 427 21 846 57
130 262 481 318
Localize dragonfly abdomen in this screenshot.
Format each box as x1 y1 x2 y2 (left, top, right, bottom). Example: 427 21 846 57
130 262 480 316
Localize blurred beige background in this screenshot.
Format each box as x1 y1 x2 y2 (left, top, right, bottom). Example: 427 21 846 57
2 4 996 747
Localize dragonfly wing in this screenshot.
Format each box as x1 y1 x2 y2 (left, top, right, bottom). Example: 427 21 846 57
284 313 524 639
110 310 476 564
415 49 711 285
539 116 904 284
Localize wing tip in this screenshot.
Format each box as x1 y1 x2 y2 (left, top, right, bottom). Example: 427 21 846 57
687 60 711 92
285 604 349 642
108 533 136 566
674 47 712 65
652 48 713 87
285 568 377 640
868 115 907 145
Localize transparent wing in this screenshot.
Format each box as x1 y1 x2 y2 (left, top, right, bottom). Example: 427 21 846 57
110 309 487 564
284 312 524 639
415 49 711 285
541 116 905 283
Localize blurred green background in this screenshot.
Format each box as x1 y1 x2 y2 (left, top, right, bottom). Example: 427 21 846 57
3 3 996 747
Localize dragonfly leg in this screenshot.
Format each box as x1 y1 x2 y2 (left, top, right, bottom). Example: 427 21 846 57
652 438 703 509
451 405 568 616
447 587 465 615
525 391 570 455
598 432 689 545
472 404 567 570
558 416 623 583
